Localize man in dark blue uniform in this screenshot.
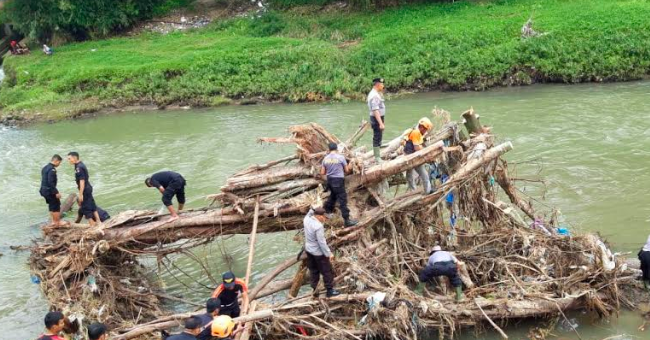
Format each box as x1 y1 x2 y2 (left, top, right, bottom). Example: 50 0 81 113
145 171 186 221
67 152 100 226
40 154 66 227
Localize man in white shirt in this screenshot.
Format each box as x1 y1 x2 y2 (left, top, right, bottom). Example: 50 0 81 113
367 78 386 162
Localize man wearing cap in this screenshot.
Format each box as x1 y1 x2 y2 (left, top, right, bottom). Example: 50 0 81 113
403 117 434 194
304 207 340 297
419 246 464 302
210 272 249 318
165 316 202 340
321 142 357 227
367 78 386 162
196 298 221 340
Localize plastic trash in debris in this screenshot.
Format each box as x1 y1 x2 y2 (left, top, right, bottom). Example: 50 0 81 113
558 317 579 332
366 292 386 310
556 227 570 236
31 275 41 284
87 275 98 293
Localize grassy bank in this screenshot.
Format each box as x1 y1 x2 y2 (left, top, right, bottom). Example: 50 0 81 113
2 0 650 123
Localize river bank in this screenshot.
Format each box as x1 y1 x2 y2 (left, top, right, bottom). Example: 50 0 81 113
2 0 650 124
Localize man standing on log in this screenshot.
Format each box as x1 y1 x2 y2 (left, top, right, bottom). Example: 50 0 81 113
419 245 464 302
68 152 101 226
403 117 434 194
145 171 186 221
368 77 386 163
321 142 357 227
304 207 341 297
210 272 249 318
40 154 66 227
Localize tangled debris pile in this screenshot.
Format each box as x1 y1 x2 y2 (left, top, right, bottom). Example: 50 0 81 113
30 108 638 340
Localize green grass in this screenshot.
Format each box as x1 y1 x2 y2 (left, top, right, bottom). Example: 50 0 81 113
3 0 650 122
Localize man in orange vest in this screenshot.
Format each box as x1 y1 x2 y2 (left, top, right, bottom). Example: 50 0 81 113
403 117 434 194
210 272 249 318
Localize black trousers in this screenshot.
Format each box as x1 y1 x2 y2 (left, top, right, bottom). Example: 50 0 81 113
41 191 61 212
370 115 385 148
419 261 462 287
306 252 334 290
639 250 650 280
80 187 97 219
162 178 186 206
324 177 349 220
220 303 241 318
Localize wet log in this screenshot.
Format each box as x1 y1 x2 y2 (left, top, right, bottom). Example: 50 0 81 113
461 108 484 135
116 310 273 340
223 166 313 192
347 141 444 189
495 165 535 220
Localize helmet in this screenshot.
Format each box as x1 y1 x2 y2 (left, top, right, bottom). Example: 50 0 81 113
418 117 433 130
211 315 235 338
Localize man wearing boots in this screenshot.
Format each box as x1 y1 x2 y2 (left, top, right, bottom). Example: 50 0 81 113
367 77 386 163
419 245 464 302
303 207 340 297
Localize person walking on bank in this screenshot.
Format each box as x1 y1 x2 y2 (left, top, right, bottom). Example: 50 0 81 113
304 207 341 297
68 152 100 226
321 142 357 227
403 117 434 194
40 154 66 227
368 77 386 163
419 246 464 302
210 272 249 318
638 235 650 291
145 171 186 221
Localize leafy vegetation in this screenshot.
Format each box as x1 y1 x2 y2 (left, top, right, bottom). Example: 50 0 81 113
3 0 650 122
0 0 171 40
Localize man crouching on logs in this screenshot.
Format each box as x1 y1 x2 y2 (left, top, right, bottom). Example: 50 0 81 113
145 171 186 221
419 245 465 302
304 207 341 297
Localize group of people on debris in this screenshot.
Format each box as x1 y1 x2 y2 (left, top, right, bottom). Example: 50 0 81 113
35 77 468 339
39 152 186 227
7 40 54 55
37 271 250 340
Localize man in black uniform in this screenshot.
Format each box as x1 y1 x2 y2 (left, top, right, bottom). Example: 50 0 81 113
40 154 66 227
68 152 100 226
145 171 186 221
196 298 221 340
165 317 202 340
75 206 110 224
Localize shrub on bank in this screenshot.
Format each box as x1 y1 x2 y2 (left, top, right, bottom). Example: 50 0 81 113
2 0 650 121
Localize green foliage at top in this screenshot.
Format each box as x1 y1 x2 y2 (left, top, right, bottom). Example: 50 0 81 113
0 0 166 40
3 0 650 121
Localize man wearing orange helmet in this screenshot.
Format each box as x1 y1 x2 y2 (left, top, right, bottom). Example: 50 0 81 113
403 117 434 194
211 315 242 340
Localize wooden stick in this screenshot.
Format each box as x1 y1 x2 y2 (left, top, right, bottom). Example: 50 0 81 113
244 197 260 288
474 299 508 339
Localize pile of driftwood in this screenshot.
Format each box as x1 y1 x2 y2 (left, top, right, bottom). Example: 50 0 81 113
30 109 638 340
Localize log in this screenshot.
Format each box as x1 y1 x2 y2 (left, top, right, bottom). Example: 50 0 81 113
234 155 298 177
495 166 535 220
288 262 308 298
116 310 273 340
347 141 445 190
461 108 484 135
61 193 77 214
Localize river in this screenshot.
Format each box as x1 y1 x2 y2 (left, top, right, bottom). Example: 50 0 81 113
1 81 650 340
